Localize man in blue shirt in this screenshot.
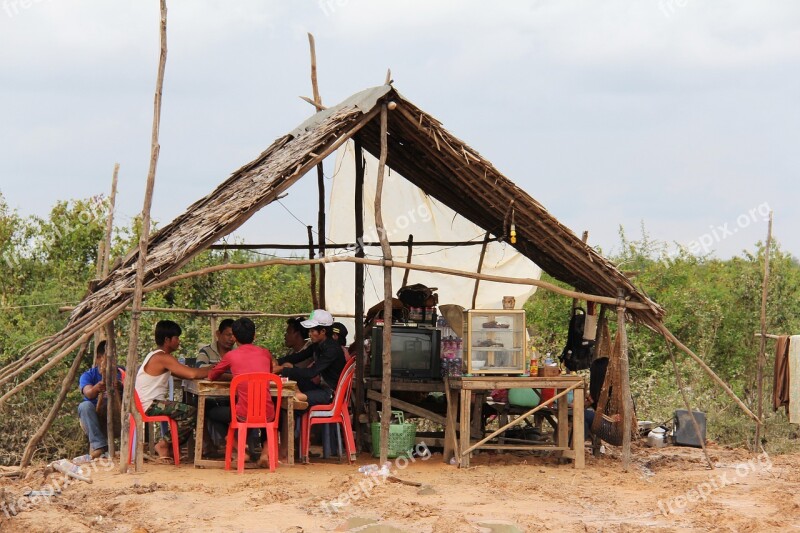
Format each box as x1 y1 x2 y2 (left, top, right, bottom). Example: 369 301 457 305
77 341 123 458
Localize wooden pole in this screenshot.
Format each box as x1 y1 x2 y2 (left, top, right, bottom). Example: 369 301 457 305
663 333 714 469
134 257 657 311
658 323 760 422
102 163 120 277
471 231 491 308
120 0 168 474
19 343 89 467
102 164 120 459
616 292 633 471
755 210 773 451
572 231 589 311
209 304 219 345
375 103 392 465
401 234 414 287
58 305 354 318
308 32 326 309
307 226 319 309
354 136 366 450
104 320 118 459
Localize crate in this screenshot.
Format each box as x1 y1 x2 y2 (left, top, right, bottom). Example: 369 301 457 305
371 411 416 458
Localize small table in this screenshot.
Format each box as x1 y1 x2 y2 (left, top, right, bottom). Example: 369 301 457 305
183 379 297 468
444 375 585 469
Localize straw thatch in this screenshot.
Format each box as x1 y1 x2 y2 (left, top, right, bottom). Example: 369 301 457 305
0 84 663 397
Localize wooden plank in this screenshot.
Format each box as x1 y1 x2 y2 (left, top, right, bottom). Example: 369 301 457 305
365 378 445 392
366 390 446 426
459 389 471 468
478 445 570 451
443 377 459 464
573 385 585 469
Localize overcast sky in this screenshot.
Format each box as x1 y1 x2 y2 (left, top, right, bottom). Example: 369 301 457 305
1 1 797 261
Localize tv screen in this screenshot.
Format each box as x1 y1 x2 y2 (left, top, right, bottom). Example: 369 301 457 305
370 326 441 379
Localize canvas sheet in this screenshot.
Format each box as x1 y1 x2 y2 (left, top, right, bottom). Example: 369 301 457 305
323 140 541 334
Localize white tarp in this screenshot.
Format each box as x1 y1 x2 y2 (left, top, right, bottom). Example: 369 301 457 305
324 140 541 332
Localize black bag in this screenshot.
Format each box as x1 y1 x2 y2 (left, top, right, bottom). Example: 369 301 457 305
396 284 438 308
559 307 594 371
673 410 706 448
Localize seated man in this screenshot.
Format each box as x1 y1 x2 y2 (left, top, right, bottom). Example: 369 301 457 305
77 340 123 458
196 318 235 368
135 320 210 460
275 309 346 408
207 317 275 467
196 318 236 452
283 316 312 367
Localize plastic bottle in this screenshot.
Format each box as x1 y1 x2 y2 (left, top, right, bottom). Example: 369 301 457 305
72 454 92 465
530 344 538 376
358 464 379 473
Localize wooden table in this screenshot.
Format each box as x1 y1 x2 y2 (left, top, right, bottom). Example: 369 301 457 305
444 375 585 469
183 379 297 468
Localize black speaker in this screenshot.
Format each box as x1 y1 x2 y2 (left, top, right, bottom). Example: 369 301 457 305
673 410 706 448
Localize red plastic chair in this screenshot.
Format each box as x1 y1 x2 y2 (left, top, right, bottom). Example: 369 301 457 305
122 370 180 466
224 372 282 473
300 359 357 464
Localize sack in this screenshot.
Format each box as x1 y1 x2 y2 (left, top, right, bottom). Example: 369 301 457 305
397 284 438 308
559 307 594 371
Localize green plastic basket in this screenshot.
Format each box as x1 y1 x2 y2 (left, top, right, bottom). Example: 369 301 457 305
371 411 417 458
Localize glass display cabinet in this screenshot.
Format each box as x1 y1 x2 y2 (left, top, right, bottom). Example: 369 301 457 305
465 310 526 375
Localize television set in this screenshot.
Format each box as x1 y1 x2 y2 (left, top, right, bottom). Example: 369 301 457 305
370 325 441 379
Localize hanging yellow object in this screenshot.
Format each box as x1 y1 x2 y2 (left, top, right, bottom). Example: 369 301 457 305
510 224 517 244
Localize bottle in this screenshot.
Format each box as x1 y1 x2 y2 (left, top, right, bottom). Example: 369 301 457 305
358 464 379 473
72 454 92 465
530 345 538 376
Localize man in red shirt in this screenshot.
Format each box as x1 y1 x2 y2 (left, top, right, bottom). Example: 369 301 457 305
207 317 274 467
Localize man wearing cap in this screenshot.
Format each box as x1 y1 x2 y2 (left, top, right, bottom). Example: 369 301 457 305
331 322 350 359
276 309 346 408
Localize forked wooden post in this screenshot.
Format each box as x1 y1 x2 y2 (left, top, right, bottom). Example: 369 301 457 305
401 234 414 287
104 320 118 459
120 0 168 473
307 225 319 309
755 210 773 451
375 103 392 464
308 33 326 308
471 231 491 308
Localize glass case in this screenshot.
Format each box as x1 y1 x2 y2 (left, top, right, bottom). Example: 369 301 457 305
466 310 526 375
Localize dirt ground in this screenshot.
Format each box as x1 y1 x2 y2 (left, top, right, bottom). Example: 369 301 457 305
1 442 799 533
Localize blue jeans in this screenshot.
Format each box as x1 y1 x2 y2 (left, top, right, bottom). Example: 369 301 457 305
78 400 107 450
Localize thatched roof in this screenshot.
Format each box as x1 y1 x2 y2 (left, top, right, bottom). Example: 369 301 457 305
4 84 664 387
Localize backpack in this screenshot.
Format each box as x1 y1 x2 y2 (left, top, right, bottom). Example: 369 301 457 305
559 307 594 371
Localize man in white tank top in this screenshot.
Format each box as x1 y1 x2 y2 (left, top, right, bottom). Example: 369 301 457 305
136 320 210 460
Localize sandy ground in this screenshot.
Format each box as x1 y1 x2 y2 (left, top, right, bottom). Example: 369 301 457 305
1 442 799 533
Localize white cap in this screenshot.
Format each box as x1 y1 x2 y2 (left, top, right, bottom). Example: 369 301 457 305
301 309 334 328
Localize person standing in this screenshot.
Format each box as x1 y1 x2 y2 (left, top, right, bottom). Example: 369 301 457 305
135 320 209 460
77 340 123 458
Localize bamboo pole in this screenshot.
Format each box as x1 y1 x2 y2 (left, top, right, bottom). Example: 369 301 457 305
471 231 491 308
401 234 414 287
663 332 714 469
307 226 319 309
754 333 781 340
616 293 633 471
354 135 366 450
19 342 89 467
0 332 93 406
755 211 773 451
658 323 759 422
58 305 354 318
375 103 392 465
121 0 168 474
209 239 496 250
209 304 219 345
134 256 656 310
